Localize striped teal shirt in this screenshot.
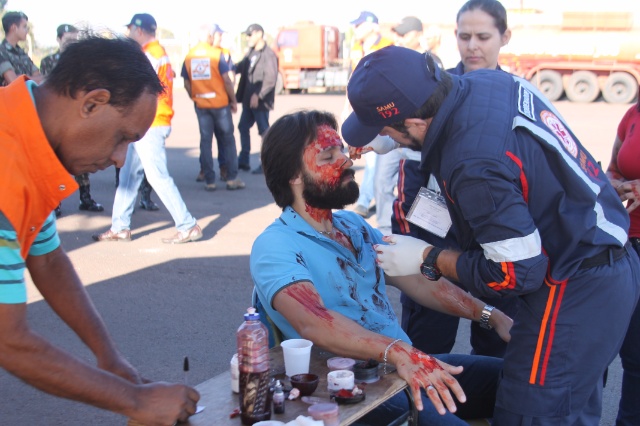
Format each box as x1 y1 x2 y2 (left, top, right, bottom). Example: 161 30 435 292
0 211 60 303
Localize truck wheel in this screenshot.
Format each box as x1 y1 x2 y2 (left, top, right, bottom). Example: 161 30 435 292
602 72 637 104
531 70 563 101
276 72 285 95
565 71 600 103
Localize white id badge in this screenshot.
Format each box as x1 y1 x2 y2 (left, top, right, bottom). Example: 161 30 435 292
406 187 452 238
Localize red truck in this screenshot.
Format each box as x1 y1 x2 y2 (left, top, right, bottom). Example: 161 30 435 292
499 11 640 104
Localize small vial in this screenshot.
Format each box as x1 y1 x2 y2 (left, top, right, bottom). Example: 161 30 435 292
273 380 285 414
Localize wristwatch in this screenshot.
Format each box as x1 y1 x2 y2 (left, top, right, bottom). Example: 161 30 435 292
479 305 495 330
420 247 443 281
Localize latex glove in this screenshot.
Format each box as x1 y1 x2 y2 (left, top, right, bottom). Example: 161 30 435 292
376 234 432 276
365 136 400 154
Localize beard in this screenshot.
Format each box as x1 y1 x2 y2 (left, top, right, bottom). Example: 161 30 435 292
302 168 360 210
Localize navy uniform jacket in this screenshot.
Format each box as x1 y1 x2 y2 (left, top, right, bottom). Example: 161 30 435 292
422 70 629 297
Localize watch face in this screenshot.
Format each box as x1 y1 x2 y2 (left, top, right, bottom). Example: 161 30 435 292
421 264 441 281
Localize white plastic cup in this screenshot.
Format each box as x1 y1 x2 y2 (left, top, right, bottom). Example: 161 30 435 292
280 338 313 377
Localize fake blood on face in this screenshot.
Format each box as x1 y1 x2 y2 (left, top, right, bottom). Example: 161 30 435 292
302 126 350 225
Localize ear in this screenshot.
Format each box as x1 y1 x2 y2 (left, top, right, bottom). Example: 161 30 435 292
501 28 512 47
80 89 111 118
290 172 303 185
405 118 429 131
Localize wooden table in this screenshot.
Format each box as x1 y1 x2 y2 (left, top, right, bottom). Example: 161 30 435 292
129 346 416 426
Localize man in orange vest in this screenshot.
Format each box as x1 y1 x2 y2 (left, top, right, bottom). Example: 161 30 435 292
93 13 202 243
0 34 200 424
182 23 245 191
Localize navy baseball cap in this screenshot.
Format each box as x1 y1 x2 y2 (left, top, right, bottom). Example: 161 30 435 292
126 13 157 32
350 11 378 26
342 46 441 147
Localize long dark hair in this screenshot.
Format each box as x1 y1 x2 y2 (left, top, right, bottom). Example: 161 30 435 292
262 110 338 209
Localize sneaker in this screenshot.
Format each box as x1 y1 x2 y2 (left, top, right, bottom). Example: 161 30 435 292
79 200 104 212
251 164 263 175
92 229 131 242
161 224 203 244
205 183 217 191
226 179 246 190
353 205 369 218
220 165 229 181
196 171 205 182
238 163 251 172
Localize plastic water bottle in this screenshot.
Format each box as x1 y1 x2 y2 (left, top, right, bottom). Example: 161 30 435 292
237 307 271 425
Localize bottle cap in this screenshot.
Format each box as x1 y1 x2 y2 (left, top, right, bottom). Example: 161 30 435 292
244 307 260 321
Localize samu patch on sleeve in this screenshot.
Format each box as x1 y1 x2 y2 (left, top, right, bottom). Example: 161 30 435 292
517 83 536 122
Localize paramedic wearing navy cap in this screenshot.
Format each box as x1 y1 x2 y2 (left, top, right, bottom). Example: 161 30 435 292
342 45 640 425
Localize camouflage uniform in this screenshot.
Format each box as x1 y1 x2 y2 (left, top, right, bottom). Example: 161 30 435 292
38 51 60 77
0 39 38 86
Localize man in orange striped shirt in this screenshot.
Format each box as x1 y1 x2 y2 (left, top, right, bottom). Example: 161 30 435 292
93 13 202 244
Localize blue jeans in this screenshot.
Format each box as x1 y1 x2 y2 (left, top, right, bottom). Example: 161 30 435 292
356 150 377 209
238 105 270 167
111 126 196 233
195 105 239 184
354 354 502 426
617 241 640 425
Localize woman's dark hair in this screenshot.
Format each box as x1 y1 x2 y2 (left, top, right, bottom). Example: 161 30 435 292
43 33 164 110
456 0 508 35
261 110 338 209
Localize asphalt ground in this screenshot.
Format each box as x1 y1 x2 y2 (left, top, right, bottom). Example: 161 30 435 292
0 86 631 425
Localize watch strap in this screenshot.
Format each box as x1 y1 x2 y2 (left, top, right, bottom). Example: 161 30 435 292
479 305 495 330
423 247 443 270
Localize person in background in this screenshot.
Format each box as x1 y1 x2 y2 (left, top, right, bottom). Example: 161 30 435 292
93 13 202 244
40 24 104 217
235 23 278 175
252 109 510 425
344 11 394 232
343 44 640 426
0 33 199 425
0 11 42 86
605 95 640 426
393 0 518 359
182 23 245 191
392 16 443 69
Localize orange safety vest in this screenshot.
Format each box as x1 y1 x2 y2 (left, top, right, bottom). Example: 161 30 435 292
143 40 174 127
0 77 78 258
183 42 229 109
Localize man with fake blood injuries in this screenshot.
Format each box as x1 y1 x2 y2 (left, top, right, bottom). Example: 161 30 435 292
342 45 640 425
251 109 512 425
